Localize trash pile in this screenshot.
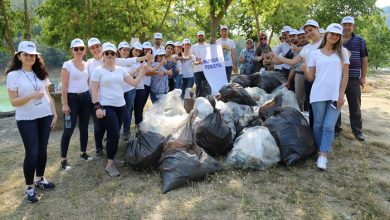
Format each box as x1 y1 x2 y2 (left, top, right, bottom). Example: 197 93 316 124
126 72 317 193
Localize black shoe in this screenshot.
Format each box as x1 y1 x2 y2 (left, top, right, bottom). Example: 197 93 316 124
354 131 365 141
95 150 103 158
61 160 71 171
26 187 38 203
334 130 341 138
80 152 93 161
122 132 130 142
35 177 55 191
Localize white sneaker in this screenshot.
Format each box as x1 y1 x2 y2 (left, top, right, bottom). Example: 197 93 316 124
316 156 328 170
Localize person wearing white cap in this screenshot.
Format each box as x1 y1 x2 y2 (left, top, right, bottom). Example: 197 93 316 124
307 23 350 170
335 16 368 141
164 41 179 91
191 31 211 97
60 38 92 172
217 25 237 82
6 41 57 203
150 49 173 103
153 32 164 53
272 25 293 77
91 42 146 177
173 41 183 89
86 37 105 158
179 39 196 98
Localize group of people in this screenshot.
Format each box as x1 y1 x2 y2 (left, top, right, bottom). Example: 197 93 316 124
5 15 367 203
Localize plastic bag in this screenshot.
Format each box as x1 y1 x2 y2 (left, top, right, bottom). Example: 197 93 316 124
258 93 283 121
194 97 214 120
196 79 211 98
160 112 223 193
263 107 317 166
218 83 257 106
216 101 236 140
245 87 267 102
125 130 164 170
225 102 258 133
184 88 195 113
271 86 300 111
232 73 262 88
226 126 280 170
145 89 187 117
140 114 188 137
256 71 285 93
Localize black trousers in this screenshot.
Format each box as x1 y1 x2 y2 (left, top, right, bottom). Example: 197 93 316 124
336 78 362 133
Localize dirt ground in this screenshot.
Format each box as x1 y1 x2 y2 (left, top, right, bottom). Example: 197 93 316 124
0 72 389 219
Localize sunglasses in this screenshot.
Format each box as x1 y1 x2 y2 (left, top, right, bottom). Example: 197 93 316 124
260 38 267 40
104 51 116 56
246 42 253 44
73 47 85 52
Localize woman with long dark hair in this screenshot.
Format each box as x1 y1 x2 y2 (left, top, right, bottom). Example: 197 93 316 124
6 41 57 203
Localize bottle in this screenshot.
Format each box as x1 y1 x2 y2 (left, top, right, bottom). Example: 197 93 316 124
64 114 71 128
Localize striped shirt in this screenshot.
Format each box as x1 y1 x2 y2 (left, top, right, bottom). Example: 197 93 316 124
343 33 368 78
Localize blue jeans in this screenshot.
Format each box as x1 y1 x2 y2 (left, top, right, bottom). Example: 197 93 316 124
122 89 136 134
99 106 125 160
61 92 91 158
133 86 150 125
150 92 166 104
17 115 53 185
91 103 106 153
181 77 195 98
225 66 232 82
175 74 182 89
311 101 341 153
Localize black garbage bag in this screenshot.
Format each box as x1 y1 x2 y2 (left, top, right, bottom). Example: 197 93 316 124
218 83 257 106
195 103 233 157
160 112 223 193
125 130 164 170
263 107 317 166
256 71 285 93
232 73 262 88
196 79 211 98
246 116 263 128
258 93 282 121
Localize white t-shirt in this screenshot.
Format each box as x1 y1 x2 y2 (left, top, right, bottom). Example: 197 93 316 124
87 57 103 96
191 43 209 72
273 42 291 70
117 61 136 92
308 48 350 103
217 38 236 67
300 39 322 63
7 70 53 121
91 66 128 107
62 60 89 93
181 55 195 78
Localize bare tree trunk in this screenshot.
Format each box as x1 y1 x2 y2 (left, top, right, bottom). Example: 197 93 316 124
23 0 31 40
0 0 15 53
209 0 233 44
269 29 274 46
251 0 261 40
86 0 93 36
158 0 172 30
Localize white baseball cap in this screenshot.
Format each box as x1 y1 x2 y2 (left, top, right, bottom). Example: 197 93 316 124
197 31 205 36
341 16 355 24
142 42 152 49
319 28 325 34
118 41 130 50
70 38 85 48
154 32 163 39
297 29 305 35
182 39 191 45
132 42 143 50
281 26 292 33
326 23 343 35
102 42 117 52
88 37 101 47
288 29 299 35
303 19 319 29
17 41 40 55
165 41 175 47
155 49 166 56
174 41 182 47
220 25 228 30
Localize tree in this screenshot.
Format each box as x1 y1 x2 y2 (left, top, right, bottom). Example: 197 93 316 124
23 0 31 40
0 0 16 53
209 0 233 43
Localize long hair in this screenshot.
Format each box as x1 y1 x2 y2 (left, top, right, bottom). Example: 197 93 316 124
5 53 49 80
318 32 344 64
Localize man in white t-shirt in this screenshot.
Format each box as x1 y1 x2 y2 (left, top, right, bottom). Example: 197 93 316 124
153 32 164 55
217 25 237 82
190 31 210 97
272 26 292 79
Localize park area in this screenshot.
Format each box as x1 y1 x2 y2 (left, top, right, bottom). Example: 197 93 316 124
0 70 389 219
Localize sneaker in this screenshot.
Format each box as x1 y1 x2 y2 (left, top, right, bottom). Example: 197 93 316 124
114 159 125 167
316 156 328 170
353 131 365 141
61 160 71 171
35 177 55 191
95 150 103 158
80 152 93 161
105 166 120 177
26 187 38 203
122 132 130 142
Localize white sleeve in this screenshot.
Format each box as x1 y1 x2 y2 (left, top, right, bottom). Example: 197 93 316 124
272 44 282 54
121 68 128 78
91 68 100 82
307 51 316 67
230 40 236 49
115 57 137 66
62 60 71 71
342 48 350 65
6 72 18 91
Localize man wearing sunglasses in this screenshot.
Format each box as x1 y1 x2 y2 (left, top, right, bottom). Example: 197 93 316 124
254 32 272 72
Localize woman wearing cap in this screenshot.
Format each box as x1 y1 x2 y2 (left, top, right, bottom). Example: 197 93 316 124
239 39 256 75
6 41 57 203
164 41 178 91
150 49 173 103
307 23 349 170
180 39 195 98
173 41 183 89
60 38 92 171
117 41 136 141
91 42 146 177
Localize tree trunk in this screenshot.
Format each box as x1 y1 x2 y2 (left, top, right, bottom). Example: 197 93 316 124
23 0 31 40
0 0 15 53
209 0 233 44
86 0 93 36
251 0 261 40
158 0 172 30
269 29 274 46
